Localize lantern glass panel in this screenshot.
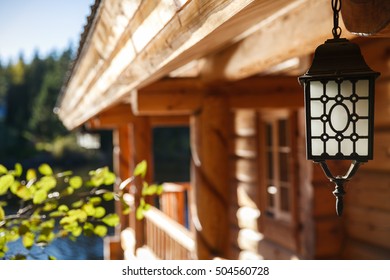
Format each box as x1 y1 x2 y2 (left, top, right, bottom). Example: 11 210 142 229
306 78 373 160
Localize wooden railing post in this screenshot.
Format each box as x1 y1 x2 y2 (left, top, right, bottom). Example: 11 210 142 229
190 92 230 259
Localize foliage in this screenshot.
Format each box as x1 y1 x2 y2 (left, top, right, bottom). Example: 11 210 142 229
0 47 91 160
0 160 160 260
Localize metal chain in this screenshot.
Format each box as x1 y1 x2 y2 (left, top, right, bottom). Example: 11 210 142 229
332 0 342 38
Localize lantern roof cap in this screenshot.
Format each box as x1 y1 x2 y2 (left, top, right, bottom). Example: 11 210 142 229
299 38 380 81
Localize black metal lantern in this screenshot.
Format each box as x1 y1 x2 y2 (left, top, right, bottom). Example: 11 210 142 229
298 0 380 216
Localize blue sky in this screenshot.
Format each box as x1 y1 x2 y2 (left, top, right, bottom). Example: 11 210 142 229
0 0 95 63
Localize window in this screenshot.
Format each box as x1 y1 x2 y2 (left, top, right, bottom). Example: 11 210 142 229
259 111 297 222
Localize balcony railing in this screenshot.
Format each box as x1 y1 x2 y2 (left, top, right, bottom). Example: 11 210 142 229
144 206 195 259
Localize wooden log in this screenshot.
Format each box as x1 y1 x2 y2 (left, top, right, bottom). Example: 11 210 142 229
130 116 153 249
113 125 133 233
86 103 134 129
190 93 230 259
201 0 352 82
347 170 390 212
226 77 303 109
233 110 257 137
342 239 390 260
314 217 343 258
134 78 204 115
345 205 390 250
231 136 257 159
341 0 390 37
361 132 390 172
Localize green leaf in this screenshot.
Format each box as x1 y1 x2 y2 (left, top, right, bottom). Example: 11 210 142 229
144 203 151 211
94 207 106 218
122 204 131 215
136 207 144 220
71 200 83 208
26 168 37 182
102 214 120 227
22 232 35 249
103 192 115 201
72 226 82 237
94 225 108 237
69 176 83 189
0 206 4 221
82 203 95 216
134 160 147 178
49 211 64 218
89 196 102 206
14 185 32 200
68 209 87 223
14 163 22 177
33 189 48 204
38 163 53 176
48 255 57 260
43 201 58 211
156 185 164 195
58 204 69 212
41 219 55 229
83 223 94 236
0 165 8 175
36 176 57 191
0 174 14 195
104 172 116 185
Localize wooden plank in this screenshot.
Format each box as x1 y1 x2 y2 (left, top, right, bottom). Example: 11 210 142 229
134 78 205 116
202 0 352 81
341 0 390 37
190 94 230 259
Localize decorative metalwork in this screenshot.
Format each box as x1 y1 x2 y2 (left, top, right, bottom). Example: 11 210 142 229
298 0 380 216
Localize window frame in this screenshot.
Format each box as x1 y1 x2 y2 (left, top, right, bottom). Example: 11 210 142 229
258 110 299 225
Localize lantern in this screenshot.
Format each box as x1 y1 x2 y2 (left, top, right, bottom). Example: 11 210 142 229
298 0 380 215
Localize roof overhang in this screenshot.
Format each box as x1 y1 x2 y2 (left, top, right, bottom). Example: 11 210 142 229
57 0 389 130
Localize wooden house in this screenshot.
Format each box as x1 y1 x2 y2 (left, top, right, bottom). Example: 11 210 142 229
57 0 390 260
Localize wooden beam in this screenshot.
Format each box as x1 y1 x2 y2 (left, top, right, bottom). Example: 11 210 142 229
150 116 189 127
226 76 303 109
134 78 205 116
190 94 230 259
86 103 134 129
134 77 303 117
341 0 390 37
201 0 353 82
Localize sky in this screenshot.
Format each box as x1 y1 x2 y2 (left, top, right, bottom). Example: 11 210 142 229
0 0 95 64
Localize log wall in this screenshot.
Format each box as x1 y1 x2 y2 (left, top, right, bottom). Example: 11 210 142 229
342 38 390 259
